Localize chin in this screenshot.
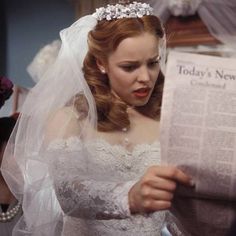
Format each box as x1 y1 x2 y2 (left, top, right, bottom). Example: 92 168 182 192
124 94 151 107
131 99 149 107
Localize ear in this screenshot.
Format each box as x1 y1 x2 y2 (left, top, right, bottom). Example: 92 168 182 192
96 59 106 74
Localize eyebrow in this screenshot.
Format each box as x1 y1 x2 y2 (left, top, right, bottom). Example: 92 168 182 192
118 54 160 64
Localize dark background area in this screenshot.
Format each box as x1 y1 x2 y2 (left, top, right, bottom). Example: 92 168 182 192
0 0 7 76
1 0 74 87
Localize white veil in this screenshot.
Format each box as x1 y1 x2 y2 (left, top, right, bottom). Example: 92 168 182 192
1 15 98 236
27 40 62 84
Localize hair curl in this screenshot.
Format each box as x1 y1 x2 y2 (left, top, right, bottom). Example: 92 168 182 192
82 15 165 132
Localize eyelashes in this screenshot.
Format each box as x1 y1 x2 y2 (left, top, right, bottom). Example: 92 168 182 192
120 56 161 72
121 65 138 72
151 55 161 65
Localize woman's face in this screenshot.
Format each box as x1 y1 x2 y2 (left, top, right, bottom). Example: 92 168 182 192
102 32 161 107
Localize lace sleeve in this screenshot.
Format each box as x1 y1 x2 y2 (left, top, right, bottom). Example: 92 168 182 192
46 142 135 220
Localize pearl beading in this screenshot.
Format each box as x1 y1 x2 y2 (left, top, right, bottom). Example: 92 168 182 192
0 202 21 222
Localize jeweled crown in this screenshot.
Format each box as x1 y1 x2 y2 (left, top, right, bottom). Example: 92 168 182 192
92 1 154 21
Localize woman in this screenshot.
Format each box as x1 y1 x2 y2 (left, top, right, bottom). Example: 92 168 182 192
2 2 192 235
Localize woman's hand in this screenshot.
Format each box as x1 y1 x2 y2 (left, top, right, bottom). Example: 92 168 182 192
128 165 193 214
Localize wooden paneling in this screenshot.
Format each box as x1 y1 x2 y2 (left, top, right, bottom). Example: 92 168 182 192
165 14 220 47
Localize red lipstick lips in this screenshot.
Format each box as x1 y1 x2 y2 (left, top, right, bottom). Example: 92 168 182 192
133 88 150 98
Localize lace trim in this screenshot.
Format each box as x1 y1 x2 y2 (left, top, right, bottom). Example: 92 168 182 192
48 137 161 176
48 136 161 161
48 136 83 151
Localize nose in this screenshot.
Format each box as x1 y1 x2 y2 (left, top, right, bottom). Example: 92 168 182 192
137 66 150 83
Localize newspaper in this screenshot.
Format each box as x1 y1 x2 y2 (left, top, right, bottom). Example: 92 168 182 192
160 51 236 236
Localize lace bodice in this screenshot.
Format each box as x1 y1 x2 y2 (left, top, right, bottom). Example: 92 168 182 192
47 137 183 236
50 137 161 177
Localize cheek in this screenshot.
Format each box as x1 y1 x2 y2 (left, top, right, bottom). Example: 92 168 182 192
153 67 161 77
151 69 160 84
109 72 133 90
110 78 130 93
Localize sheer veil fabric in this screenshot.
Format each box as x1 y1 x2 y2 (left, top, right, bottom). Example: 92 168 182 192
1 15 98 235
1 12 171 236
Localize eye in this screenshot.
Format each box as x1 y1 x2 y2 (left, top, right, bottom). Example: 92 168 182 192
120 64 138 72
148 56 161 68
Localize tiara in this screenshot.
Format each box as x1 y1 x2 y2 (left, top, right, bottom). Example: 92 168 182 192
92 1 154 21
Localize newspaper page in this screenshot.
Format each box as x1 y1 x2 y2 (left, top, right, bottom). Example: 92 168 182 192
160 51 236 236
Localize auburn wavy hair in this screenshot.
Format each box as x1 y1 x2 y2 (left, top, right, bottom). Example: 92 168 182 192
82 15 165 132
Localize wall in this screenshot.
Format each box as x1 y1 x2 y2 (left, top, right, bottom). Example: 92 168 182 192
1 0 74 116
6 0 74 87
0 1 6 76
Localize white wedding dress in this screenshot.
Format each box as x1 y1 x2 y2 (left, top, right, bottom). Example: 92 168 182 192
47 136 184 236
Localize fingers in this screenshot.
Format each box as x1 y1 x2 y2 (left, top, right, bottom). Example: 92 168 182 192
147 165 194 187
132 184 174 212
164 167 193 186
129 165 194 214
144 178 177 192
141 186 174 201
129 180 173 214
141 200 171 212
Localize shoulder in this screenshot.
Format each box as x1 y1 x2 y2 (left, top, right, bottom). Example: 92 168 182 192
48 106 79 124
45 106 82 142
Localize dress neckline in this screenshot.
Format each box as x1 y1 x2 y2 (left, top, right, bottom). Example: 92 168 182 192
48 136 161 154
86 137 160 154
